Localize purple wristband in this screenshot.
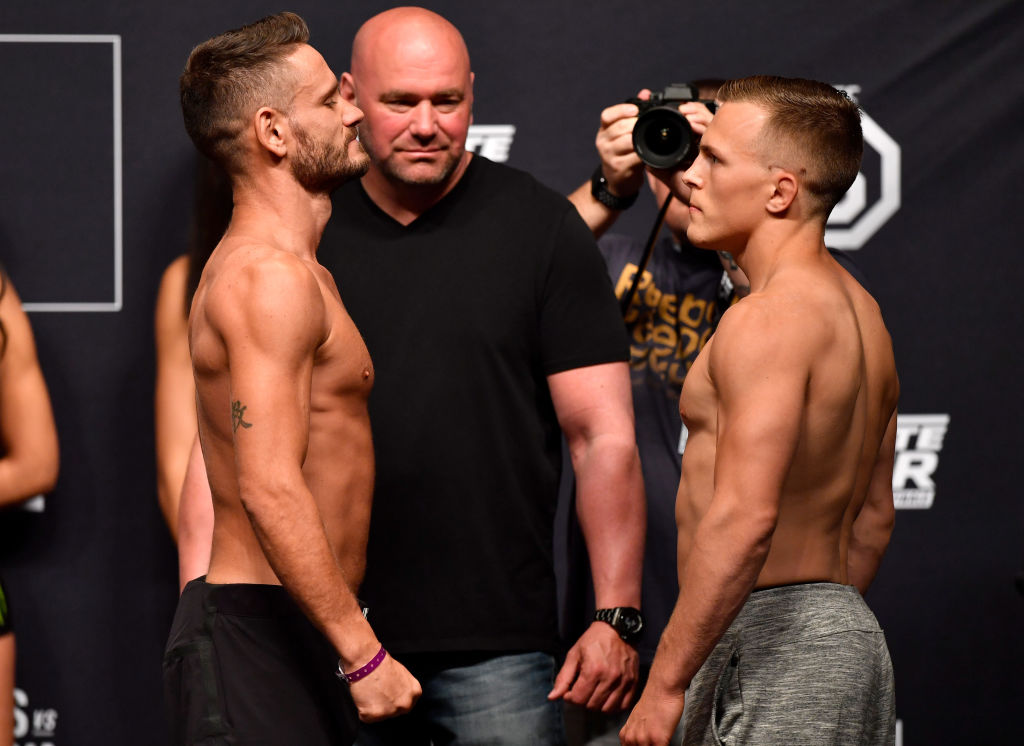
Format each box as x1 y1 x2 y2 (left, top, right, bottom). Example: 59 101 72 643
337 645 387 684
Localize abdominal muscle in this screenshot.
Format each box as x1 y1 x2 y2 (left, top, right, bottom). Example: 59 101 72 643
203 409 374 592
674 431 850 590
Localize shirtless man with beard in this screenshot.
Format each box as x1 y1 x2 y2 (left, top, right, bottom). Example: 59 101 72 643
163 13 419 745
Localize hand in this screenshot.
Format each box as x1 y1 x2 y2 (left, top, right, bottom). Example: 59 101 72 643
594 89 651 199
547 621 639 712
618 684 686 746
348 654 422 723
676 101 715 138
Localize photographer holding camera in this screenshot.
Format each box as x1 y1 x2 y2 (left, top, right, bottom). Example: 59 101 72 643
564 81 727 745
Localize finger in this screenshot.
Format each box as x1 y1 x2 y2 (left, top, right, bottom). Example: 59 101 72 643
599 679 629 713
547 650 580 700
564 662 601 706
583 667 618 710
600 102 640 128
598 119 638 147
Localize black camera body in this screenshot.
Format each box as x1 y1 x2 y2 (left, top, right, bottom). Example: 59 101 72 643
627 83 717 170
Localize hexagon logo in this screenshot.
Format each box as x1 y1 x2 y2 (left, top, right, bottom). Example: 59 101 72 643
825 91 901 250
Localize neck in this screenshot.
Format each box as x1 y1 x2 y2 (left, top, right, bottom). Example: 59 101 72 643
731 219 826 292
360 152 472 226
230 170 333 259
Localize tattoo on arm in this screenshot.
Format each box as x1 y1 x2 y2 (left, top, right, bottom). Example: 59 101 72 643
231 400 253 432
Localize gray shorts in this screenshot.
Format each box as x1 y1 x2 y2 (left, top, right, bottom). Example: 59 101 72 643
683 583 894 746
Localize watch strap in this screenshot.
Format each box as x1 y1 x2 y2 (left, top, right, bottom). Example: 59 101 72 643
590 166 639 210
594 606 643 640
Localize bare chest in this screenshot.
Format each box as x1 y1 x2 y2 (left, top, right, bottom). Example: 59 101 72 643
311 299 374 408
679 339 717 436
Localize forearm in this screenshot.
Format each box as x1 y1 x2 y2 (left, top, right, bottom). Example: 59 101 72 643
847 543 886 594
648 503 774 693
848 514 894 594
241 481 379 668
568 182 623 240
573 434 644 607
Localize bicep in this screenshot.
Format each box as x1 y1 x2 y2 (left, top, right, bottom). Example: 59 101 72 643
548 361 634 445
710 312 809 515
209 262 324 490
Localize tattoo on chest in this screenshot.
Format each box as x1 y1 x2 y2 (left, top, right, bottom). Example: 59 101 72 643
231 400 253 432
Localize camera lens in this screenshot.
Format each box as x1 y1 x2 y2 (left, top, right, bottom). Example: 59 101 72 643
632 106 697 170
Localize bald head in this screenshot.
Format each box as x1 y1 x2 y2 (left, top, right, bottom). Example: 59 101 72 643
351 7 470 79
341 6 474 193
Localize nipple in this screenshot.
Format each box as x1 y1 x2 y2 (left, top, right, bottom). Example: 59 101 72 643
362 367 371 381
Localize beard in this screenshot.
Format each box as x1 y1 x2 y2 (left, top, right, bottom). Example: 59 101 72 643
290 121 370 194
358 129 462 187
380 149 461 186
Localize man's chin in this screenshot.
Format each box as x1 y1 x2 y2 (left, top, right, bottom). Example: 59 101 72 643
380 151 464 187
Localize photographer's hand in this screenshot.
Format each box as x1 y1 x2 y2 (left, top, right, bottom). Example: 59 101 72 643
676 100 715 136
567 90 651 238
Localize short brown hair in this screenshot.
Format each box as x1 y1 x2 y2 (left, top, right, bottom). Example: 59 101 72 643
717 75 862 218
180 12 309 170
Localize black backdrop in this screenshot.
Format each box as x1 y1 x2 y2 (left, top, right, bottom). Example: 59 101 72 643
1 1 1022 743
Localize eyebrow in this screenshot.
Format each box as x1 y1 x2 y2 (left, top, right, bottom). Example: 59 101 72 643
379 88 465 101
319 80 340 101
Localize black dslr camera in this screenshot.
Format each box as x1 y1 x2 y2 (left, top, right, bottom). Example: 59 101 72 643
627 83 717 170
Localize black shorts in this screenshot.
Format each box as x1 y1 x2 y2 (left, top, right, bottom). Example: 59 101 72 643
162 578 358 745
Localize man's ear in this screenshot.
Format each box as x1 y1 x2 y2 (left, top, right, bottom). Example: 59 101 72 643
766 169 797 215
340 72 357 104
254 106 289 158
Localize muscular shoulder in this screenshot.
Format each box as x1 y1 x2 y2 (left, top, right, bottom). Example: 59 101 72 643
708 293 819 386
202 247 328 349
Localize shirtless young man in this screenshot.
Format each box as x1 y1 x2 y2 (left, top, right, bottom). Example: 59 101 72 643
620 76 899 746
163 13 419 744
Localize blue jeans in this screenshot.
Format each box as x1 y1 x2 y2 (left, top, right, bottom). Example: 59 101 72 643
357 651 567 745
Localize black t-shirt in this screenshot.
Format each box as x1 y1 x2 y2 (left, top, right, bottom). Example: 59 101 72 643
317 157 628 655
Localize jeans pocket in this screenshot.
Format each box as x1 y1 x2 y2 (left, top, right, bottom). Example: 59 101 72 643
163 638 233 745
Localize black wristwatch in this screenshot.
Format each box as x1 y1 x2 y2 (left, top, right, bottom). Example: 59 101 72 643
590 166 639 210
594 606 644 641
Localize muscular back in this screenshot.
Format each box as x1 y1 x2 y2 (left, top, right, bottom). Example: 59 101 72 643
677 250 898 588
189 240 375 588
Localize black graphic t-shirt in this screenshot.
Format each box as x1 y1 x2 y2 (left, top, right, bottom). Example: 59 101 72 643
317 157 628 655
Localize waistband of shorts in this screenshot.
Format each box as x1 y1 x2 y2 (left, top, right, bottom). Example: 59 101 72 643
731 582 881 645
183 576 302 618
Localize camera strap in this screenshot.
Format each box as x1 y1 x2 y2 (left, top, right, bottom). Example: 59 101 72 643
619 192 674 316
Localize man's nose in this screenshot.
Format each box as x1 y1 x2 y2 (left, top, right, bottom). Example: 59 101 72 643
409 101 438 138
